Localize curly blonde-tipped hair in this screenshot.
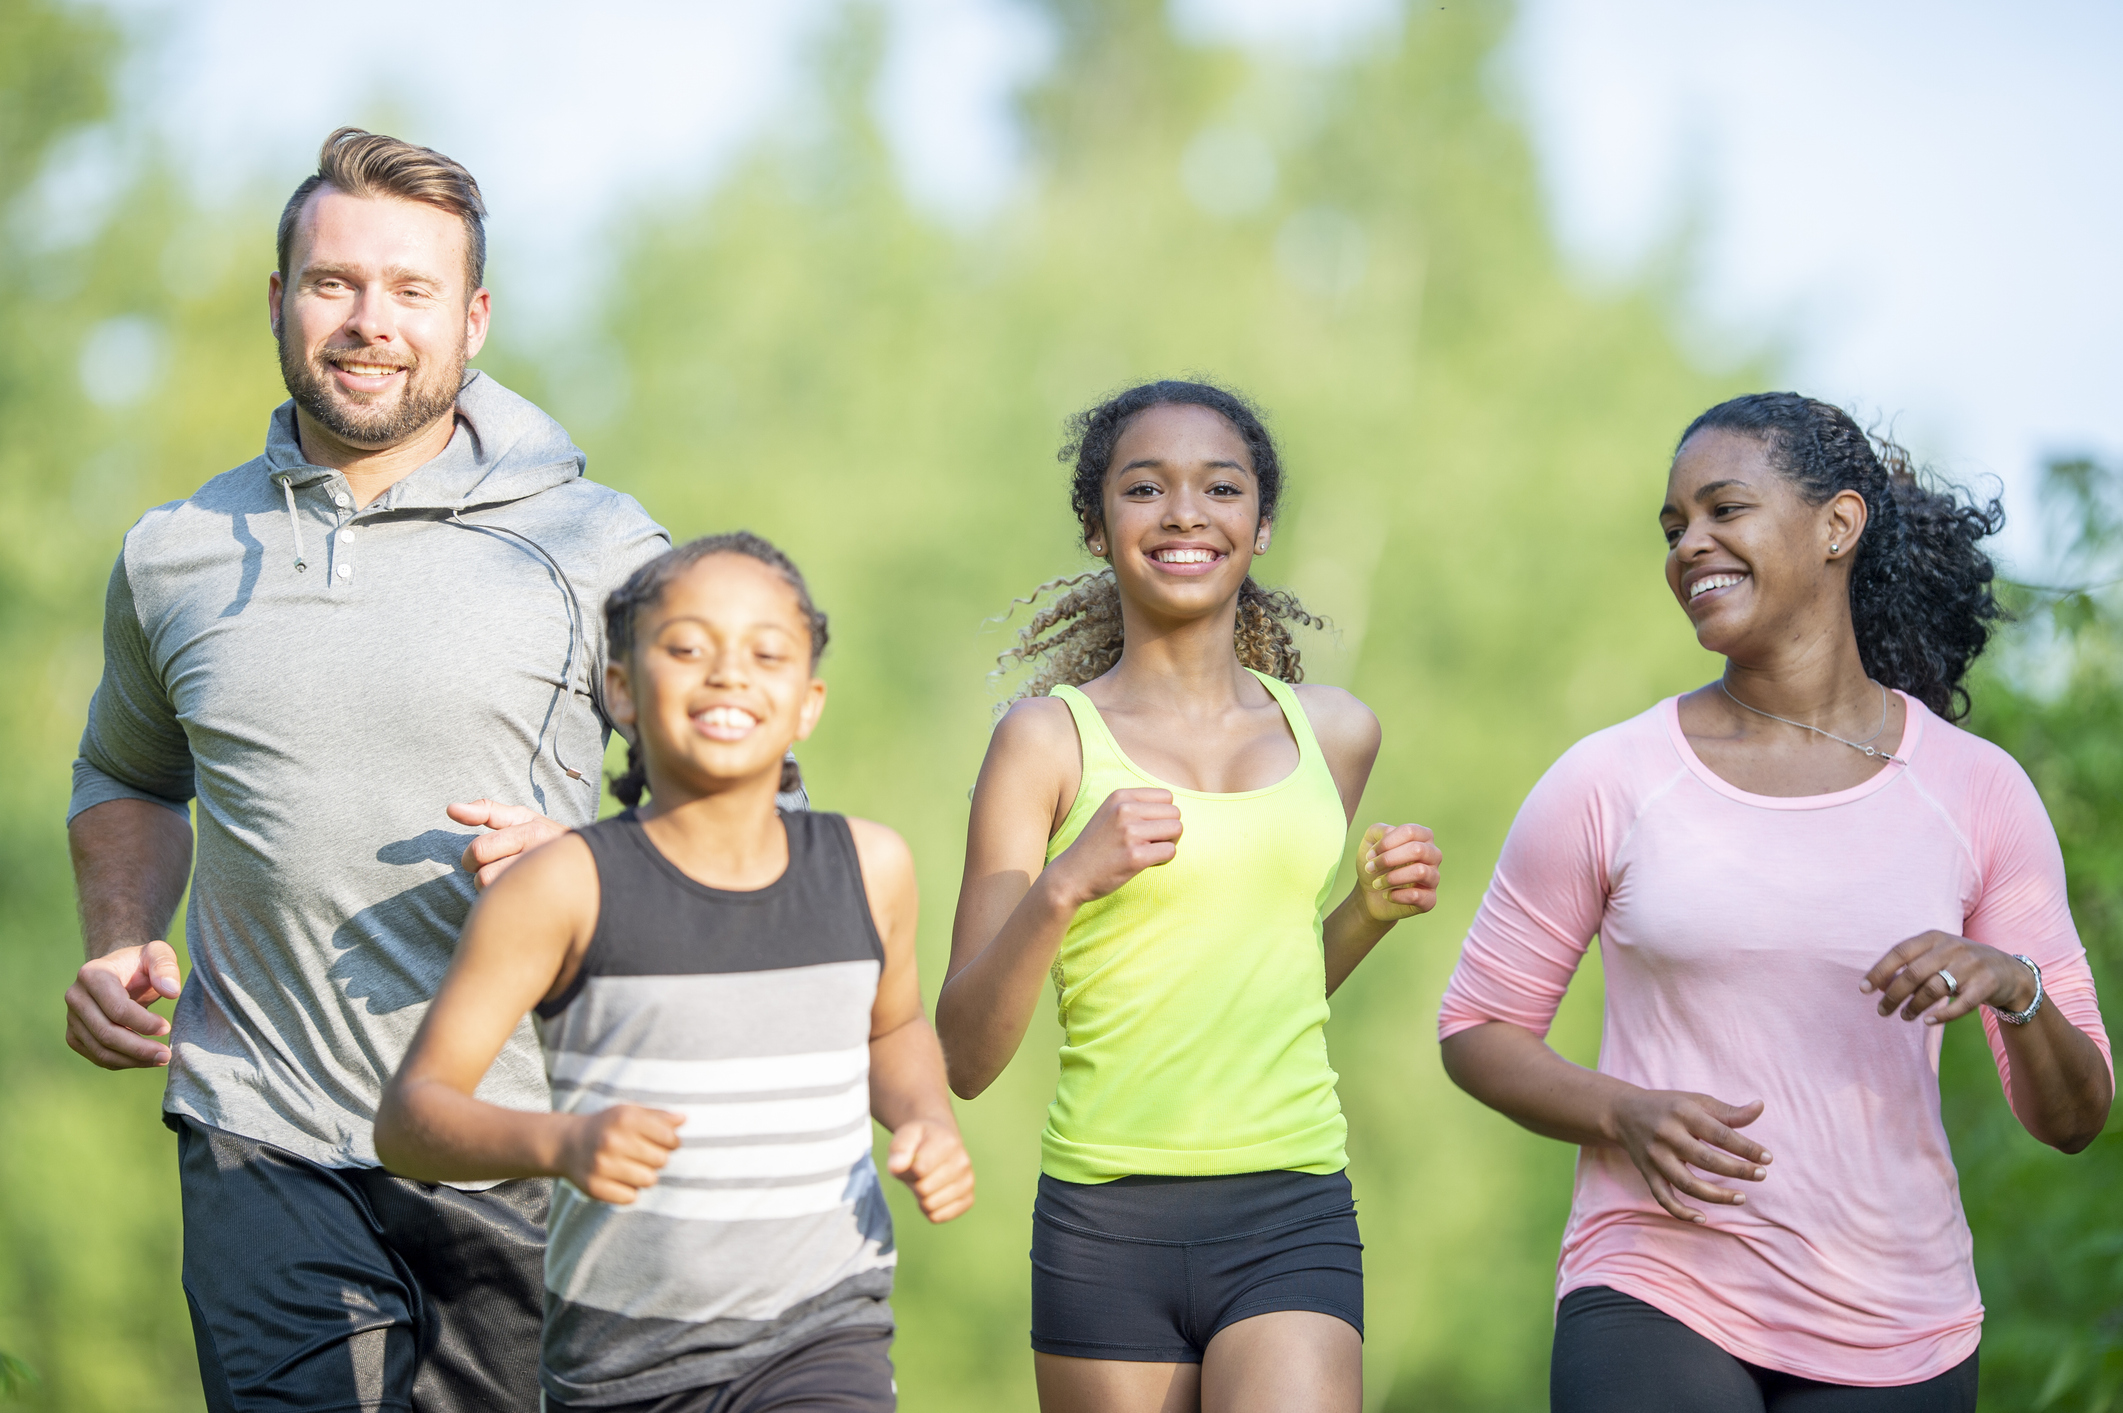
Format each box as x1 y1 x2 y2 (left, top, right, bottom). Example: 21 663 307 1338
997 380 1326 706
998 569 1324 705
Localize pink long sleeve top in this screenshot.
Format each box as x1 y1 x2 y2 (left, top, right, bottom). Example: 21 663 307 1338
1438 692 2111 1386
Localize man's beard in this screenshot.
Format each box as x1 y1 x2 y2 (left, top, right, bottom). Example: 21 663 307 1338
277 327 465 450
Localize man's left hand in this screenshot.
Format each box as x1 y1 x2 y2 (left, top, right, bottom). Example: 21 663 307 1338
448 799 568 890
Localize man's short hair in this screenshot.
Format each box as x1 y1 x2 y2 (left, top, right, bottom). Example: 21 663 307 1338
276 127 488 291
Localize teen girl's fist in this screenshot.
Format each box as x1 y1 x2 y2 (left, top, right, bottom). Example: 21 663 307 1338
1357 822 1442 922
1047 788 1183 907
1608 1087 1772 1224
886 1119 976 1224
560 1104 685 1204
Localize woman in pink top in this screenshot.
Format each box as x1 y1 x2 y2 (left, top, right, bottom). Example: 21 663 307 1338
1439 392 2113 1412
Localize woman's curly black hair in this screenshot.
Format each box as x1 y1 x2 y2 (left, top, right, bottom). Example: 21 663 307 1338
1678 393 2005 720
998 379 1324 699
603 530 828 807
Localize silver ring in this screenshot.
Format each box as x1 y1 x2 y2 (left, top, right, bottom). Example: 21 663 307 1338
1937 968 1960 998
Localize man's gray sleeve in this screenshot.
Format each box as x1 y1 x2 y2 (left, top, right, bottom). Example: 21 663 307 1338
68 553 193 825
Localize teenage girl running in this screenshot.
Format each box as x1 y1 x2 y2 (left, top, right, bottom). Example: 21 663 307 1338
938 380 1443 1413
1439 394 2113 1412
375 532 973 1413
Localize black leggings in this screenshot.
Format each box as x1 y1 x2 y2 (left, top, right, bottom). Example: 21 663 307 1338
1552 1287 1978 1413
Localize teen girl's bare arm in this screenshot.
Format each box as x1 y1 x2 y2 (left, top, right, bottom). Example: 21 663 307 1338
373 836 684 1204
937 698 1183 1098
849 817 974 1223
1297 684 1445 995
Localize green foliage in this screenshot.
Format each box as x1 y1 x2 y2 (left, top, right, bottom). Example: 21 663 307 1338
1953 459 2123 1413
0 1350 37 1401
546 2 1741 1406
22 2 2113 1412
0 0 1746 1408
0 4 276 1410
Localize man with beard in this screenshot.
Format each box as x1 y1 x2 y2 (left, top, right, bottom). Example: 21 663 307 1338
61 129 669 1411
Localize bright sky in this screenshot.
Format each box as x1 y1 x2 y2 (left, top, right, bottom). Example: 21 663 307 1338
60 0 2123 573
1505 0 2123 571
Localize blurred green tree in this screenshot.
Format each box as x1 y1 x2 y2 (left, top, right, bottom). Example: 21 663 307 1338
558 1 1744 1406
8 1 2110 1411
1953 457 2123 1413
0 0 287 1405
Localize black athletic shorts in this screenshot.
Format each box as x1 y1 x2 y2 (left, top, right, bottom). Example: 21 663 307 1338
1552 1286 1980 1413
545 1326 896 1413
1029 1168 1363 1363
171 1115 547 1413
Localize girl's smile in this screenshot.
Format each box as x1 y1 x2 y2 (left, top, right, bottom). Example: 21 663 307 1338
690 704 761 742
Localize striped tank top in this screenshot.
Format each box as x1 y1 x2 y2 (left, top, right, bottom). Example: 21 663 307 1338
1041 669 1351 1183
534 810 894 1406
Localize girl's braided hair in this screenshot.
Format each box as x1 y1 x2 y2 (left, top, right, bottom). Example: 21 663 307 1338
603 530 828 806
1678 393 2005 720
1000 379 1324 701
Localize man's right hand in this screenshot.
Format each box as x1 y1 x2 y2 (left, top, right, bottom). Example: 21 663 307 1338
65 941 183 1069
449 799 568 890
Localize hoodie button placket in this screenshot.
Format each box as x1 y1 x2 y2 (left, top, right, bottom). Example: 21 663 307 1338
332 489 354 585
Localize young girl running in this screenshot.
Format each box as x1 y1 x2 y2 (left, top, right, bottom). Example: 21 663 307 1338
375 532 973 1413
1440 394 2113 1412
939 380 1443 1413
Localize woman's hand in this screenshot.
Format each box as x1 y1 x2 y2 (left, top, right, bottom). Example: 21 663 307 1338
1862 931 2037 1025
1045 788 1183 907
558 1104 685 1204
1608 1087 1773 1224
1355 822 1441 923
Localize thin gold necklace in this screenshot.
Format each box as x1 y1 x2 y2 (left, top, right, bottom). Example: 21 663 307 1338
1719 680 1903 764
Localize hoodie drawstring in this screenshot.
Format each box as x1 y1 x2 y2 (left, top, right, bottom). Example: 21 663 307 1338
445 508 593 783
278 476 308 572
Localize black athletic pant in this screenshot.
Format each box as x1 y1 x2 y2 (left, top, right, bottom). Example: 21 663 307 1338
173 1116 547 1413
1552 1287 1978 1413
547 1326 896 1413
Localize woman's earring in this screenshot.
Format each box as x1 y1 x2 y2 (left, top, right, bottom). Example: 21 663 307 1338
1830 542 1840 555
1088 541 1103 556
1256 539 1268 553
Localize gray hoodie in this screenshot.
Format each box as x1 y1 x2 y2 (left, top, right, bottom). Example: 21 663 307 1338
70 371 668 1170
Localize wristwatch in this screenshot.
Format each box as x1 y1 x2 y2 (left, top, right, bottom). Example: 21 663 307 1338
1991 954 2045 1026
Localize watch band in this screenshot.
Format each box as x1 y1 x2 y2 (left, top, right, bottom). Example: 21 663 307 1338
1992 954 2044 1026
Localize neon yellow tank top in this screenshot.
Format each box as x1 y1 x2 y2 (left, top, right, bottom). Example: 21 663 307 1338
1040 669 1350 1183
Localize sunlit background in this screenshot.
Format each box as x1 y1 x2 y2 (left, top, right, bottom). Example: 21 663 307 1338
4 1 2121 1409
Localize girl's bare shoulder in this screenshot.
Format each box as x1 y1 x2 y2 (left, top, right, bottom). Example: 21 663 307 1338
843 815 914 880
487 828 598 898
1292 683 1381 755
987 694 1080 761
